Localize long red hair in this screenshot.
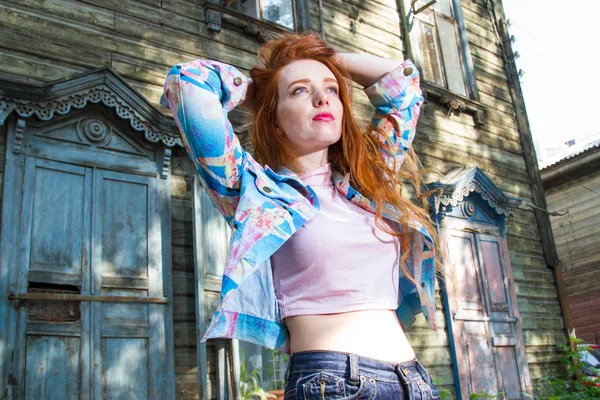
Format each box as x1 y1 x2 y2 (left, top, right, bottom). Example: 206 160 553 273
248 33 438 280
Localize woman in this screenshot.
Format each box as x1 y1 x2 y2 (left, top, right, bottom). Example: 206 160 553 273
162 33 440 399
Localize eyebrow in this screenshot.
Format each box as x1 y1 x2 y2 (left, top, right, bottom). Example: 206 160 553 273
288 77 338 89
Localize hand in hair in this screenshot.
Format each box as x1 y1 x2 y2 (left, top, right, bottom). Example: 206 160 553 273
239 77 255 111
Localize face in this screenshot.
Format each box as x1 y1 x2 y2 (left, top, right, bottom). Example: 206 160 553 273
276 59 343 158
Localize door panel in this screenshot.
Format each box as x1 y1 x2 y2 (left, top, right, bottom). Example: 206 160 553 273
100 177 149 279
465 336 498 395
25 336 81 400
101 338 149 400
495 347 521 399
29 162 87 279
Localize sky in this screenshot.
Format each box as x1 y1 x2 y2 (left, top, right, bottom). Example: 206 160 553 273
501 0 600 160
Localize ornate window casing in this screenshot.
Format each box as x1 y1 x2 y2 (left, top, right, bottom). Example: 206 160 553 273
429 167 522 232
402 0 486 125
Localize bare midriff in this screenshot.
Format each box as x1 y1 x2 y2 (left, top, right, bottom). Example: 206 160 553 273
285 309 416 364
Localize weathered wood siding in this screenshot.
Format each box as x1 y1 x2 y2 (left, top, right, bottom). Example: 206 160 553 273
545 167 600 344
434 0 568 382
0 0 567 398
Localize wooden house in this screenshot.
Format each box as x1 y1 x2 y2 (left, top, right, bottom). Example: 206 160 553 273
541 135 600 345
0 0 567 399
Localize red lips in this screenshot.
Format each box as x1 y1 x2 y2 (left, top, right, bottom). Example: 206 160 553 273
312 112 335 121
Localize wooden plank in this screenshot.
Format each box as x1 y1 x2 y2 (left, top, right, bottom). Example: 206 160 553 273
523 331 567 347
416 112 523 154
309 12 403 58
15 0 115 29
516 282 561 300
521 316 564 331
0 27 111 69
80 0 202 34
0 48 87 82
315 0 401 37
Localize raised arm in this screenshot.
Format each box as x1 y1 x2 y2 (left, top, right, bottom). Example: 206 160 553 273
161 60 249 224
336 53 403 88
338 53 423 172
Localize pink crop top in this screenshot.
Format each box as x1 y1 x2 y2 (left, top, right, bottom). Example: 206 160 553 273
271 164 401 319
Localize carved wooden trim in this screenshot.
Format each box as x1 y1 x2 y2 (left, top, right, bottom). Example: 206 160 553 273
430 167 522 222
13 118 26 154
161 149 172 179
422 81 487 126
0 68 182 149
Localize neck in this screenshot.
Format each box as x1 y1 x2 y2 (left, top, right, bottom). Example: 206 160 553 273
290 148 329 174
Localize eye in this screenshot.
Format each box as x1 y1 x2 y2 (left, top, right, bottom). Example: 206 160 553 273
292 87 308 95
327 86 339 94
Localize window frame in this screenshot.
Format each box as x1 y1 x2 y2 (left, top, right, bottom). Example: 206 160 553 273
401 0 485 125
206 0 311 34
227 0 299 31
409 0 469 97
403 0 479 101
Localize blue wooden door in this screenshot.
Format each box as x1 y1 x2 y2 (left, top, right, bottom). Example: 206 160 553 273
2 112 173 399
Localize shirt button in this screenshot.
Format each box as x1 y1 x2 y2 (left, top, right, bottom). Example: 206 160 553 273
234 76 243 86
421 282 426 287
262 186 272 193
403 67 413 76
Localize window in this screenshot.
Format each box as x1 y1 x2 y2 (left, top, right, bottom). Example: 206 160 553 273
228 0 296 30
239 342 289 392
406 0 468 97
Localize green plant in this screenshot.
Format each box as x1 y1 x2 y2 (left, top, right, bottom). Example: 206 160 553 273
266 349 290 391
239 351 275 400
432 377 452 399
533 334 600 400
469 392 503 400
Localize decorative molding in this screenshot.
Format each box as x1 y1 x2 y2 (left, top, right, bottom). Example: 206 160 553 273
79 118 109 143
13 118 26 154
422 81 487 126
206 0 223 31
429 167 522 222
461 199 476 217
0 67 182 149
161 149 172 179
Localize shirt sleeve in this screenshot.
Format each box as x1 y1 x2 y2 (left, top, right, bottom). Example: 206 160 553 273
363 60 424 172
161 60 249 224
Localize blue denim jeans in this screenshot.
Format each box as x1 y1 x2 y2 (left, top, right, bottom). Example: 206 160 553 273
283 350 441 400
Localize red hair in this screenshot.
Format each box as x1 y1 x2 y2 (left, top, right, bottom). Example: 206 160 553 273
249 33 438 280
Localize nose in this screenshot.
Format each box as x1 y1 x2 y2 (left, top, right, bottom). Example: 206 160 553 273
313 89 330 107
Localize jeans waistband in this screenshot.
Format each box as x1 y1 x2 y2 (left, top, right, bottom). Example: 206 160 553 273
286 350 429 384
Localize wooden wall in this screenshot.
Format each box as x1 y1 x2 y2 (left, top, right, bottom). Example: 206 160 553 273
545 165 600 344
424 0 568 382
0 0 568 398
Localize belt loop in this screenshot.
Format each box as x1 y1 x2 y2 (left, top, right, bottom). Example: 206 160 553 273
395 363 410 385
284 354 293 382
348 353 359 383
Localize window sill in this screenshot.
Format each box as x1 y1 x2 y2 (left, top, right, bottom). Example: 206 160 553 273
205 1 295 42
421 81 487 126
